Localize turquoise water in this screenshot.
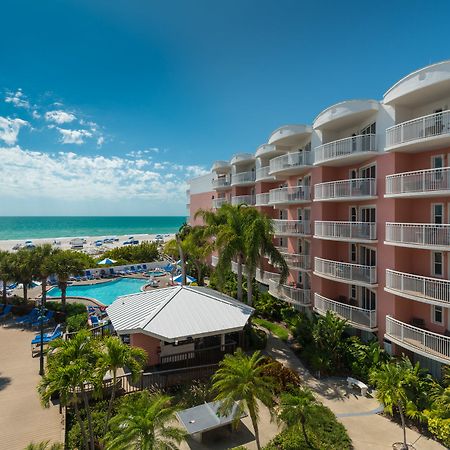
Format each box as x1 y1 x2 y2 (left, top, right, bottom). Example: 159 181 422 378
0 216 186 240
47 277 149 305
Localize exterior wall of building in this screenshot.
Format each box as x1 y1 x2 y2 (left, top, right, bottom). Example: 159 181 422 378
130 333 161 366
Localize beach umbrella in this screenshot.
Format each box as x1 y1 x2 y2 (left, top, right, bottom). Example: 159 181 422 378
173 274 196 284
97 258 117 265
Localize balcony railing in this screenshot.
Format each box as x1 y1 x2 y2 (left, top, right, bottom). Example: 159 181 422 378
385 269 450 306
269 152 313 174
255 166 274 181
314 293 377 330
231 195 255 206
255 193 270 206
314 257 377 285
269 186 311 205
212 198 228 208
314 178 376 201
272 219 311 236
255 270 280 285
385 167 450 197
314 221 377 241
386 110 450 149
385 223 450 250
314 134 377 165
268 279 311 307
231 171 256 186
212 178 231 189
211 255 218 266
281 252 311 271
385 316 450 364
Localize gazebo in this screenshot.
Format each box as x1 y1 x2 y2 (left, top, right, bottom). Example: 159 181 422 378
106 286 254 368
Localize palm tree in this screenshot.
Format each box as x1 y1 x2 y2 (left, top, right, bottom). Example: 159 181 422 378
183 226 213 285
0 250 14 304
175 223 191 285
212 349 276 450
31 244 58 306
47 250 87 309
242 208 288 305
278 387 318 448
99 336 147 432
25 440 64 450
369 358 421 450
12 248 34 302
105 391 186 450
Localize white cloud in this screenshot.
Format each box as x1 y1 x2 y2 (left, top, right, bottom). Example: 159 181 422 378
5 89 30 109
57 128 92 144
0 116 29 145
32 110 41 119
45 110 76 124
96 136 105 147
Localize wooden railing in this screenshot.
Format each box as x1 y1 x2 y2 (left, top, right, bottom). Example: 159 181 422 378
65 322 114 340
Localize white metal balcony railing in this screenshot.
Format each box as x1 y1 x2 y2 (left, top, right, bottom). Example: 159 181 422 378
314 134 377 165
269 151 313 174
272 219 311 236
268 279 311 307
385 167 450 197
212 178 231 189
386 110 450 149
231 171 256 185
255 193 270 206
314 178 376 201
314 221 377 241
255 166 274 181
385 316 450 364
231 195 256 206
314 257 377 285
281 252 311 271
211 255 218 266
275 245 289 253
256 270 280 285
212 197 228 208
385 223 450 250
314 293 377 330
385 269 450 306
269 186 311 204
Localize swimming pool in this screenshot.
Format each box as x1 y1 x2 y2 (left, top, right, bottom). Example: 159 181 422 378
146 270 166 277
47 278 148 306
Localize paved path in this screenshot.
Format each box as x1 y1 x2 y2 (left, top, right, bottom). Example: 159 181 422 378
264 333 445 450
0 326 63 450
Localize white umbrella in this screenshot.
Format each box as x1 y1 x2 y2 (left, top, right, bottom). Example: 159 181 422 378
173 274 196 284
97 258 117 265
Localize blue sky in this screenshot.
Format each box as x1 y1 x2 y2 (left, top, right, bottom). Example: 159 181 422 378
1 0 450 215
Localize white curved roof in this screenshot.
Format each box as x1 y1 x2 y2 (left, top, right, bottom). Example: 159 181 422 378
230 153 255 165
384 60 450 106
107 286 254 342
268 124 312 146
313 99 379 131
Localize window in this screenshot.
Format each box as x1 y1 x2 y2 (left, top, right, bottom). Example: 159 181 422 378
432 204 444 224
360 164 376 179
350 284 357 300
350 206 358 222
432 155 444 181
432 252 443 277
350 169 358 179
432 305 444 325
361 206 376 223
298 239 303 254
361 122 376 135
350 243 357 262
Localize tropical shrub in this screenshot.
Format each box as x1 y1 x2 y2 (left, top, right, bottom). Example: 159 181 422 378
101 241 159 264
253 292 287 321
174 379 214 409
66 312 89 332
427 417 450 447
246 325 267 350
68 407 109 450
46 302 86 317
260 358 301 394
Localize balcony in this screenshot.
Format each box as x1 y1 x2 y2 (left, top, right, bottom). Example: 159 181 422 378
272 219 311 236
255 166 276 182
386 110 450 152
212 178 231 190
255 270 280 286
314 178 377 202
314 293 377 331
385 167 450 198
230 153 255 165
231 195 255 206
269 186 311 206
255 144 284 159
231 171 256 187
314 257 377 287
281 252 311 271
385 269 450 307
314 134 378 166
255 193 270 206
212 198 228 209
385 223 450 251
269 152 313 177
314 221 377 243
212 160 231 173
268 279 311 307
268 124 312 146
385 316 450 365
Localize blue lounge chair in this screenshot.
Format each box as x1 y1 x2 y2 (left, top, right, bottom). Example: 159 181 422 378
87 305 97 315
15 308 39 326
32 324 62 343
142 264 147 270
0 305 12 321
90 315 100 327
31 310 55 328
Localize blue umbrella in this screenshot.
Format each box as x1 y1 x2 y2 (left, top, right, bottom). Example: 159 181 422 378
97 258 117 265
173 274 196 284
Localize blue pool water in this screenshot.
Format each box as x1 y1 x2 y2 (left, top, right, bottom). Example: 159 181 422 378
47 278 148 305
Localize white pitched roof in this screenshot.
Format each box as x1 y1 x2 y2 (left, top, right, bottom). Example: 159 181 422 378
106 286 254 342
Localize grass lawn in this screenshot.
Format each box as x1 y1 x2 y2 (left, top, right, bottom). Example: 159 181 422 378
253 318 289 342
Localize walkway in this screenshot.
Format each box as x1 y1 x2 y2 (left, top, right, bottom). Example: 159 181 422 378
0 326 63 449
265 333 445 450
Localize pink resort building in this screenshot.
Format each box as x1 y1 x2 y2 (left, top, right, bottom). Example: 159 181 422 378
187 61 450 377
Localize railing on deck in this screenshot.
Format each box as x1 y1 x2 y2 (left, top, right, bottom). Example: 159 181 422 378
314 178 376 201
385 223 450 248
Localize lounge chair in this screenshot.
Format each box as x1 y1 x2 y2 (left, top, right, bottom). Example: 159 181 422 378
0 305 13 321
31 310 55 329
87 305 97 315
90 315 100 327
15 308 39 326
31 324 62 355
142 264 147 270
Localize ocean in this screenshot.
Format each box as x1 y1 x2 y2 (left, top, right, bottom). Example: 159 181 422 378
0 216 187 240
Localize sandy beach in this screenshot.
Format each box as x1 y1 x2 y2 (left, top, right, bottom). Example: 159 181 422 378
0 233 175 253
